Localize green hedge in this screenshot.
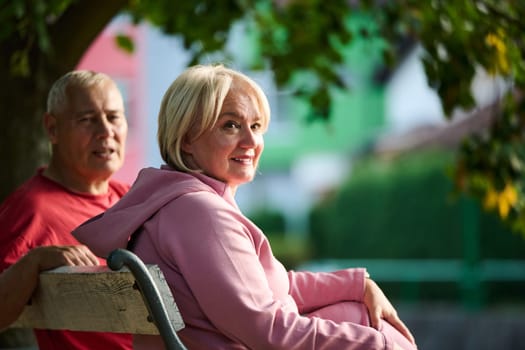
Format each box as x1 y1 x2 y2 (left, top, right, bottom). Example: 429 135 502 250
308 150 525 304
309 150 525 260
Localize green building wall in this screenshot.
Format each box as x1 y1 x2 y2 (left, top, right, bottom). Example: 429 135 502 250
255 12 388 171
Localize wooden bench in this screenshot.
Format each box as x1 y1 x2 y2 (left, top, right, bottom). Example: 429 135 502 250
10 249 187 350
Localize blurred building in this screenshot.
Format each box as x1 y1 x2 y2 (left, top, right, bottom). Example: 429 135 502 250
377 44 508 156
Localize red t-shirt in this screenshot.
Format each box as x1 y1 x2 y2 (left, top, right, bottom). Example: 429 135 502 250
0 168 133 350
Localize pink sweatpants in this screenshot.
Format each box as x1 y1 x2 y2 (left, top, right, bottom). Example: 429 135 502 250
306 301 417 350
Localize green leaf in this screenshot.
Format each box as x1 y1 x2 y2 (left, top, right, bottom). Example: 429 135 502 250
115 34 135 54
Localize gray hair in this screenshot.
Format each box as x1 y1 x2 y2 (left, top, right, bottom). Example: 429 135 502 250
157 64 271 172
47 70 113 114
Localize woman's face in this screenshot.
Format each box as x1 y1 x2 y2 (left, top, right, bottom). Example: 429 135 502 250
183 82 265 192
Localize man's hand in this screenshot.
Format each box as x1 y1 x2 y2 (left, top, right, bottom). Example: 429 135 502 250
0 244 100 330
27 245 100 272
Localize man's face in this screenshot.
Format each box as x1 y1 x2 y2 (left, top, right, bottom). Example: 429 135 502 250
47 80 128 183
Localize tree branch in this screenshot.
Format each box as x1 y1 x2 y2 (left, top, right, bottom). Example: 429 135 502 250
481 1 525 32
48 0 128 71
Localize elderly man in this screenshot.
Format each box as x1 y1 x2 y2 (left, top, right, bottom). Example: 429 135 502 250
0 70 132 349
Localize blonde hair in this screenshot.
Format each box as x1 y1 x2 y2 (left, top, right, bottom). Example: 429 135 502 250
47 70 114 114
157 64 271 172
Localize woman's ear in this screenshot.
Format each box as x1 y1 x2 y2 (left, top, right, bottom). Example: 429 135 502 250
43 113 58 144
181 135 193 154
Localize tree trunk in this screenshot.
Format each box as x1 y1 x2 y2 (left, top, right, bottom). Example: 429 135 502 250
0 50 54 202
0 0 127 202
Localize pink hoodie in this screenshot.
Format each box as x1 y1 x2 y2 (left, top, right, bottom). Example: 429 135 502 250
73 166 396 350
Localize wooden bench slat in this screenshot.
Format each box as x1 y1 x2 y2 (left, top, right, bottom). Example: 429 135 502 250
11 265 184 335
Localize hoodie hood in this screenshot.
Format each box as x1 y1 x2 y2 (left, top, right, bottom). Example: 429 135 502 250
73 166 232 258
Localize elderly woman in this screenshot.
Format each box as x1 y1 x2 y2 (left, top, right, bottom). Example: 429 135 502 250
74 64 417 350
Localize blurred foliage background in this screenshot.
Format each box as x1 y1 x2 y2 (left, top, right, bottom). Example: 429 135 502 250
2 0 524 235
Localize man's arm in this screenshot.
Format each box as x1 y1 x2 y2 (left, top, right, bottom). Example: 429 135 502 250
0 245 100 330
